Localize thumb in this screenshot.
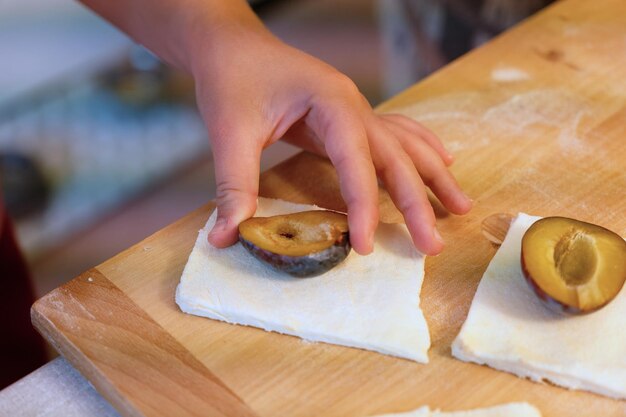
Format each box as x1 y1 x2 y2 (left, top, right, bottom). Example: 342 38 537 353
207 128 262 248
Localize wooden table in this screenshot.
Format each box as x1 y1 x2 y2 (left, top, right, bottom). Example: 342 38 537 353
10 0 626 415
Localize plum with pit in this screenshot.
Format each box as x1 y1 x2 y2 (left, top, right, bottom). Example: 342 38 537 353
239 210 351 277
521 217 626 314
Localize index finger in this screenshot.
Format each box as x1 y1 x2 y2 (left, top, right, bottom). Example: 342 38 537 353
306 103 379 255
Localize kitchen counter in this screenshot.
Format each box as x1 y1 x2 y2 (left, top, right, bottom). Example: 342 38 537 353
0 357 119 417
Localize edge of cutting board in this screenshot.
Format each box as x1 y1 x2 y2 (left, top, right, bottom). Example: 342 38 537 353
31 265 258 417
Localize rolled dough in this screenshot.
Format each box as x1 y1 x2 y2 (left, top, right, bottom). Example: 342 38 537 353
370 402 541 417
452 213 626 399
176 197 431 362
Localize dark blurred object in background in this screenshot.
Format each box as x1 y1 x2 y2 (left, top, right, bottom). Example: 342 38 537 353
0 211 47 390
0 152 50 220
100 46 195 108
441 0 551 60
379 0 554 95
0 48 208 262
480 0 551 32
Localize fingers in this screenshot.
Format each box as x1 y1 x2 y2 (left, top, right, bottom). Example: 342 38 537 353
384 120 472 215
207 124 263 248
306 103 378 255
366 119 444 255
281 118 328 157
381 113 454 166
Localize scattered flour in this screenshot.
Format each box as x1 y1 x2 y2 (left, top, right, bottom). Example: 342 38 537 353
392 89 591 154
557 110 589 154
482 90 590 137
491 67 531 82
563 25 581 37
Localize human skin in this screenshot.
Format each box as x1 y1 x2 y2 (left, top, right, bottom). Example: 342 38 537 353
79 0 472 255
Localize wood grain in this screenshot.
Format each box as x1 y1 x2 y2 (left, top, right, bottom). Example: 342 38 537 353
32 268 257 417
32 0 626 416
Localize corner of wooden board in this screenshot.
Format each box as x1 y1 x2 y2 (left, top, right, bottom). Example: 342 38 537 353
30 269 259 417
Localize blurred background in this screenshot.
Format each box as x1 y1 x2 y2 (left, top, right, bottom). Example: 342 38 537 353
0 0 552 302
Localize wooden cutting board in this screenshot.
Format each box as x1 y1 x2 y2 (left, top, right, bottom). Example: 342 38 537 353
32 0 626 416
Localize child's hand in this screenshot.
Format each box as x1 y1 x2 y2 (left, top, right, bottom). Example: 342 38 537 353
191 27 472 256
79 0 472 255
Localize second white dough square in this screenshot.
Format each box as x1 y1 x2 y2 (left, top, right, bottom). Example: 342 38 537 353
452 213 626 399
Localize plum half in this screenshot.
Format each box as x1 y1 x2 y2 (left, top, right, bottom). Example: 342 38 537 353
521 216 626 314
238 210 351 278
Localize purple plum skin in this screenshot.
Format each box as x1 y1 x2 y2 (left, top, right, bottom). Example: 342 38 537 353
239 232 351 278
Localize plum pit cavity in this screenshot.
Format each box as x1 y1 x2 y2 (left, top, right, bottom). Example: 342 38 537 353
239 210 351 277
553 230 597 286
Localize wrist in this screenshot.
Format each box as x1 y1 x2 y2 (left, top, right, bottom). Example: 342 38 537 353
178 0 273 76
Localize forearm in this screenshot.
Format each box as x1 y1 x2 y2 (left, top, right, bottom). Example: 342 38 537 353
78 0 267 73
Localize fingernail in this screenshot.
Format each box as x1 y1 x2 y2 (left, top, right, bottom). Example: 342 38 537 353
433 228 444 245
209 217 228 238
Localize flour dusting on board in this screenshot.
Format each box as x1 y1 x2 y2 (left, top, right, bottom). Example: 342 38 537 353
491 67 531 82
484 90 581 125
482 90 590 137
393 89 591 154
558 110 589 154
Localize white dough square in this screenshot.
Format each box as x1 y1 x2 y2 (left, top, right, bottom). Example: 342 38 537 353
370 402 541 417
452 213 626 399
176 197 430 362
